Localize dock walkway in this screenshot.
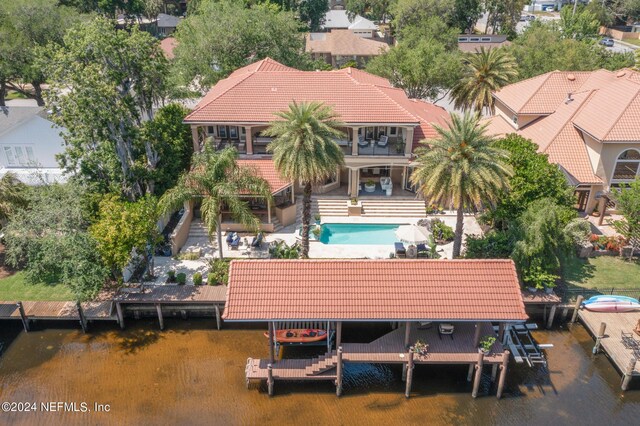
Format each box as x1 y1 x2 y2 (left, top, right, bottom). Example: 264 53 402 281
578 309 640 390
0 300 115 321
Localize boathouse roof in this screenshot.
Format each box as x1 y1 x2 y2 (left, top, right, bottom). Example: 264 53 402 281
223 259 528 322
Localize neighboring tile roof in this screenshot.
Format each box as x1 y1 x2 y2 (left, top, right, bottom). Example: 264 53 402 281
306 30 389 57
159 37 177 59
487 68 640 185
185 58 449 148
237 159 291 194
223 259 528 322
458 41 511 53
0 106 49 137
322 10 377 30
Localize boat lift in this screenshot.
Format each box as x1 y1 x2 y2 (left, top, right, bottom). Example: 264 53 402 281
498 323 553 367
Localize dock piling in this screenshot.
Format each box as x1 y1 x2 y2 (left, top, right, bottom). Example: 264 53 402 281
115 302 125 329
336 346 343 397
267 363 274 396
268 322 275 364
546 304 557 329
491 364 498 382
571 295 584 323
496 350 510 399
593 322 607 354
473 322 482 347
621 358 636 391
403 321 411 348
467 363 474 382
16 301 30 332
155 303 164 330
405 348 414 398
76 302 88 333
472 350 485 398
215 305 221 330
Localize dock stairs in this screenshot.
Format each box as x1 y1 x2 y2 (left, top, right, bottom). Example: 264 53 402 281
305 351 338 375
504 323 549 367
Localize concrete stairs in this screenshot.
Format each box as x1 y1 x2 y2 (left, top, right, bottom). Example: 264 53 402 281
313 198 348 217
188 219 209 239
360 199 426 218
304 351 338 376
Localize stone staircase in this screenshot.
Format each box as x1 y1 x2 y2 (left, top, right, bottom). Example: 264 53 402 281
304 351 338 376
310 197 427 219
188 219 209 239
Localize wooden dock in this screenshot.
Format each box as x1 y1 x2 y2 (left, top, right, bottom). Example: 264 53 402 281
0 300 116 332
578 309 640 390
247 322 510 398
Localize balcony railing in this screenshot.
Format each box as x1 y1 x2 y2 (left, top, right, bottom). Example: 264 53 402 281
358 139 405 156
213 139 246 154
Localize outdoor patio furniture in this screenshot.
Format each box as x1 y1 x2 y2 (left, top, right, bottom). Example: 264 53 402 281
385 186 392 196
438 323 455 340
621 331 640 349
357 135 368 147
376 135 389 147
229 234 241 250
251 232 264 248
394 242 406 258
416 243 429 258
226 232 236 245
380 177 392 190
364 182 376 192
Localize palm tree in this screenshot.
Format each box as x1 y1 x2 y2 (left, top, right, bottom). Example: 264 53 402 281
159 145 272 259
0 172 27 224
264 101 345 258
410 112 512 258
451 47 517 115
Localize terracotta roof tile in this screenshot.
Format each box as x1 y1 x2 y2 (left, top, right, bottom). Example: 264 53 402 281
223 259 528 322
306 30 389 57
237 159 291 194
159 37 177 59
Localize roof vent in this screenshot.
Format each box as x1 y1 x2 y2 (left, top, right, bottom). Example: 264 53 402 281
567 74 576 81
565 92 573 104
617 70 627 78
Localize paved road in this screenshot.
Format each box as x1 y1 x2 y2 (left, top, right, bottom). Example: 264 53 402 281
607 40 637 54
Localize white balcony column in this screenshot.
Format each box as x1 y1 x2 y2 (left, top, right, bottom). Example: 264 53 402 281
404 127 414 156
190 125 201 152
267 198 272 224
349 169 359 196
245 126 253 155
351 127 359 156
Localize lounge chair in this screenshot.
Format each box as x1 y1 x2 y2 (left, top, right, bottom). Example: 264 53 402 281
416 243 429 258
438 323 455 340
225 232 236 245
357 135 368 147
229 234 241 250
394 242 406 258
376 135 389 147
251 232 263 248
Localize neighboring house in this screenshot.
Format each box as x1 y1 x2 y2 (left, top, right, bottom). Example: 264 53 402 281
0 107 66 185
306 30 389 68
457 35 511 53
485 69 640 214
329 0 345 9
184 57 449 217
160 37 177 60
322 9 378 38
157 13 181 37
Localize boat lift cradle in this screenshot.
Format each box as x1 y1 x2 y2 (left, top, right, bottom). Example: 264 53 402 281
497 323 553 367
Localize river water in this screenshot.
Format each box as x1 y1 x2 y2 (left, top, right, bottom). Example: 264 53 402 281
0 320 638 425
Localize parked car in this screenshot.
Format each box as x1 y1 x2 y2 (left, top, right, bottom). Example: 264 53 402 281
600 38 615 47
544 6 555 12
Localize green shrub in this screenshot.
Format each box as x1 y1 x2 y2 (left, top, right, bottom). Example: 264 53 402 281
175 251 200 261
208 259 230 285
176 272 186 285
431 219 454 242
464 231 515 259
193 272 202 286
167 270 176 282
268 241 300 259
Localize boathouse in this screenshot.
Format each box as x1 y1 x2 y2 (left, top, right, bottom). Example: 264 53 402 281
223 259 529 398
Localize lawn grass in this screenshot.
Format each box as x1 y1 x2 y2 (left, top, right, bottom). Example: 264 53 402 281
621 38 640 47
5 90 27 101
562 256 640 291
0 272 74 301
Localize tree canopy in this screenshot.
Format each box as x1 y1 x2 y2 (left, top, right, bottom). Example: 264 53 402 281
42 16 169 199
610 178 640 259
3 183 109 301
172 0 313 90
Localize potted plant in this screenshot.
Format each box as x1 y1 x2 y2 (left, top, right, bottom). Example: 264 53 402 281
479 336 497 354
314 213 321 224
312 226 321 240
350 197 358 205
176 272 186 285
193 272 202 286
414 339 429 355
167 270 176 283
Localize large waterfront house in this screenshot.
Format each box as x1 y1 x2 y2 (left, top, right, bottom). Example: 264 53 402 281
184 58 449 218
485 69 640 214
0 106 66 185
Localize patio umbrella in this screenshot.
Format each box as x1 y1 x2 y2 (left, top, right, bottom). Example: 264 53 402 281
395 224 431 245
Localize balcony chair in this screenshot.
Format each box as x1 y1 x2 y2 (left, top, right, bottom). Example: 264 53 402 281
357 134 368 147
438 323 455 340
376 135 389 147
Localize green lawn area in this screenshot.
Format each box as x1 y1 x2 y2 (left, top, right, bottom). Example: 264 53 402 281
5 90 27 101
621 39 640 47
562 256 640 291
0 272 74 301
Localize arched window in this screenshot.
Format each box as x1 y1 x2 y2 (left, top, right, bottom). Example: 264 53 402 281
612 149 640 182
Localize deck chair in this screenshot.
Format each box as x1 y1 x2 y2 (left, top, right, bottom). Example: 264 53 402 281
438 323 455 340
357 134 368 147
251 232 263 248
229 234 241 250
394 242 406 258
416 243 429 258
376 135 389 147
225 232 236 245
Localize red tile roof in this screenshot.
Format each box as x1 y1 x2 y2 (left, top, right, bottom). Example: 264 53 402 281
223 259 528 322
185 58 448 148
306 30 389 57
159 37 177 59
237 159 291 194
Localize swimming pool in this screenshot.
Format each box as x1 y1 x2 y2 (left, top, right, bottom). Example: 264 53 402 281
319 223 403 245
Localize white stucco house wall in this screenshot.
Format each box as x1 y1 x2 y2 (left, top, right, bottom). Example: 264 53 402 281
0 106 67 185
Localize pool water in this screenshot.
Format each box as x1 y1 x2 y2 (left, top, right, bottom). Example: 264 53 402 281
319 223 403 245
